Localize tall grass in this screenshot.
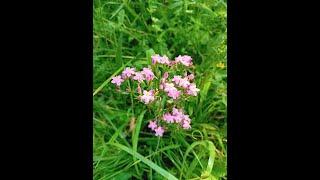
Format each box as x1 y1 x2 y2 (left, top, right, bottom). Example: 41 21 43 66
93 0 227 179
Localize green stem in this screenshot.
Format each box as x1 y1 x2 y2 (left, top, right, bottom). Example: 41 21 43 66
128 80 134 116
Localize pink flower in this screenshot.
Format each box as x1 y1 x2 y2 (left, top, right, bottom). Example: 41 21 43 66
133 72 145 82
172 76 190 88
151 54 161 64
154 126 164 137
169 60 178 66
163 83 176 92
159 83 164 90
163 83 181 99
186 83 200 96
141 68 155 81
159 55 171 65
122 67 135 79
163 72 169 79
187 74 195 81
140 90 155 104
172 108 184 123
111 75 124 86
178 77 190 88
148 120 157 130
159 72 169 90
175 55 193 66
172 108 183 116
182 114 191 123
182 120 191 129
163 113 175 123
172 75 182 85
167 88 180 99
151 55 171 65
173 116 182 123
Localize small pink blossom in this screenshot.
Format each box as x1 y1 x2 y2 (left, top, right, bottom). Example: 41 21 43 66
182 114 191 123
133 72 145 82
111 75 124 86
178 77 190 88
158 55 171 65
151 54 161 64
154 126 164 137
163 72 169 79
172 76 190 88
186 83 200 96
172 75 182 85
172 108 183 116
163 83 180 99
159 83 164 90
140 90 155 104
169 60 178 66
163 113 175 123
151 55 171 65
163 83 176 92
187 74 195 81
182 120 191 129
167 88 181 99
172 108 184 123
122 67 136 79
175 55 193 66
141 68 155 81
160 72 169 90
148 120 158 130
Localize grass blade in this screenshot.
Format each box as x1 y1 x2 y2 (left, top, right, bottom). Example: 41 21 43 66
132 110 146 174
93 59 132 96
109 142 179 180
180 140 216 179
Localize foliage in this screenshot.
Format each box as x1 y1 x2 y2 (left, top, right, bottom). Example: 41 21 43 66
93 0 226 179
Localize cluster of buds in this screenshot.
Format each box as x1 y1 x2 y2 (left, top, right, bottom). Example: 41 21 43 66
111 54 200 137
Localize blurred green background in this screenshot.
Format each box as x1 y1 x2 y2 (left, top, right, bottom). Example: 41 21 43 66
94 0 226 179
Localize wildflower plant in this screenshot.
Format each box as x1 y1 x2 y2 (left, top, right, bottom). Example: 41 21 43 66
111 54 200 137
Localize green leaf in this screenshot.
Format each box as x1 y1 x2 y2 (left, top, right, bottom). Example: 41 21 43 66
146 49 155 65
200 79 212 103
188 104 193 116
132 110 146 174
117 9 125 25
132 110 146 153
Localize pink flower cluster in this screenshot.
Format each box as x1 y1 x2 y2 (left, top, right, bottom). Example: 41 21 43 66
131 67 155 82
148 121 164 137
175 55 193 66
147 107 191 137
111 67 156 104
140 90 155 104
151 54 193 67
111 75 124 86
163 108 191 129
163 83 180 99
111 67 155 86
110 53 199 137
161 73 200 99
151 54 170 65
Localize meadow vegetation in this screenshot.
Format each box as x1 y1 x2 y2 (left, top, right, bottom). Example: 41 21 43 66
93 0 227 179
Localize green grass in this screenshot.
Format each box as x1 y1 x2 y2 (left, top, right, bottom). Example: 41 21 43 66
93 0 227 179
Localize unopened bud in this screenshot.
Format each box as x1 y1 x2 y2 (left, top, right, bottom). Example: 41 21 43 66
137 84 142 94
